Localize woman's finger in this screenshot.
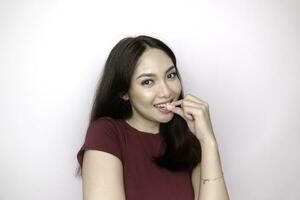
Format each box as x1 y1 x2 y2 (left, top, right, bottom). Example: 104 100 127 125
168 103 194 121
169 105 184 118
185 95 209 107
171 98 203 108
170 99 183 107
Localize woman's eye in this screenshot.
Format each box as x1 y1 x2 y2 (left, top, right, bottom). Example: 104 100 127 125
141 80 153 86
168 72 177 79
141 72 177 86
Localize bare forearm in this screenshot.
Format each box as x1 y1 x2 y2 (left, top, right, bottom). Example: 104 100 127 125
198 135 230 200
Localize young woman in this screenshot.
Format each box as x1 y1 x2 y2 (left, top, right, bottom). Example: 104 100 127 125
77 35 229 200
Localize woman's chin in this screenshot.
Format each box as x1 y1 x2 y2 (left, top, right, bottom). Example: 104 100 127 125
157 113 174 123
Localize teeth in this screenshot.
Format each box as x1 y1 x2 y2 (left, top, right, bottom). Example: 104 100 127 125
154 100 172 108
156 103 167 108
155 102 171 108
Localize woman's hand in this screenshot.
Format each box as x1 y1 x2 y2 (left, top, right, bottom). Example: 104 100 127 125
167 94 216 143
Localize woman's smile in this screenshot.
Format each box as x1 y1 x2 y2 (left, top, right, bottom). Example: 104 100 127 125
121 48 181 126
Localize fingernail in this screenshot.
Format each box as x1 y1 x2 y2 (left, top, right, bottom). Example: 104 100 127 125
166 104 174 110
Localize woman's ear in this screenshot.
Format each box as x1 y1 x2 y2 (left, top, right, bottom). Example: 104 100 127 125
119 93 129 101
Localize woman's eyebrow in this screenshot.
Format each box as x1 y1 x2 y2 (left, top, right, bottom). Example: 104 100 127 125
136 66 176 80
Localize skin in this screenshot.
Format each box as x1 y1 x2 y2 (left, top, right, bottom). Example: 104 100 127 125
166 88 230 200
167 95 215 142
121 48 182 134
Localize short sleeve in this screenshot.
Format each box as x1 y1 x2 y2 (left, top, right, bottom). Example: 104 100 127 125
77 118 123 168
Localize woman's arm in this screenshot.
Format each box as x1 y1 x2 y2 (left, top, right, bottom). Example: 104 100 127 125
82 150 126 200
192 136 229 200
169 95 230 199
197 136 229 200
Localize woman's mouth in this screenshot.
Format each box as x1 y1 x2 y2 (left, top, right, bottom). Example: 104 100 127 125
153 99 173 113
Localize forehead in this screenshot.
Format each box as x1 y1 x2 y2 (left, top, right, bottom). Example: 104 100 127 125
133 49 174 76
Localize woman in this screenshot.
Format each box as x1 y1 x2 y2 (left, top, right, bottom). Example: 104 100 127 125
77 35 229 200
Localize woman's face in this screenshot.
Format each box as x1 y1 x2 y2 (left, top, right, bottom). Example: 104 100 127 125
122 48 182 131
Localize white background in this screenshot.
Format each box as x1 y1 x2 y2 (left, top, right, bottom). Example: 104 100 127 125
0 0 299 199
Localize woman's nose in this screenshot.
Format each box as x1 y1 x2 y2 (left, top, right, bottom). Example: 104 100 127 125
158 82 172 98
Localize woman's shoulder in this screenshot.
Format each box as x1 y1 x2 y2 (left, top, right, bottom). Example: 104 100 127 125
91 116 118 126
90 116 122 132
85 117 126 144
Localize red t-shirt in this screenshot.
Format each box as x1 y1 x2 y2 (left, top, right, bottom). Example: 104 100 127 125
77 117 194 200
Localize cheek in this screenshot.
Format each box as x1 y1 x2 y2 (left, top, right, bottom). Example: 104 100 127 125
171 80 182 93
140 92 156 102
132 89 155 105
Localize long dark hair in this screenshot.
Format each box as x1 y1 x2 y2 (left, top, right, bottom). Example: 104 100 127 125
76 35 201 176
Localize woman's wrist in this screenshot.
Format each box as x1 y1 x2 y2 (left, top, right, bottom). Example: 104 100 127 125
200 173 224 184
198 133 217 147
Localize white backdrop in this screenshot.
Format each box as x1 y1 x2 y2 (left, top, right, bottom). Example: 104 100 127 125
1 0 299 199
